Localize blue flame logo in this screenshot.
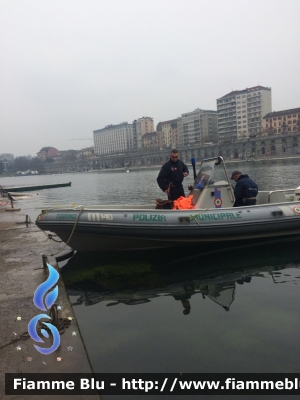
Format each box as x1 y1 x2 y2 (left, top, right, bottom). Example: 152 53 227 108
28 263 61 355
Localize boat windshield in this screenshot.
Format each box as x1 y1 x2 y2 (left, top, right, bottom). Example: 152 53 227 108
206 282 235 311
193 157 230 190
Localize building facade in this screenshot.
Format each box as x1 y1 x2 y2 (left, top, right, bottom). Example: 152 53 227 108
217 86 272 141
156 119 178 150
93 122 134 155
142 132 159 150
138 117 154 136
77 147 95 159
37 147 59 160
200 110 218 143
132 117 154 152
177 108 218 148
262 108 300 136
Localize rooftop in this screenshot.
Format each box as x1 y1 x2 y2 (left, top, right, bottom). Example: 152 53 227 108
219 85 271 100
264 108 300 118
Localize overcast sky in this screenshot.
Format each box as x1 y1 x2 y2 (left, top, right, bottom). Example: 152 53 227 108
1 0 299 157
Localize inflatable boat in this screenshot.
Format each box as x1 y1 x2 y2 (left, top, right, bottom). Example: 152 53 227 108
36 157 300 251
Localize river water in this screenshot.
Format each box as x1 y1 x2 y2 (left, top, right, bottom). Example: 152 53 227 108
2 158 300 399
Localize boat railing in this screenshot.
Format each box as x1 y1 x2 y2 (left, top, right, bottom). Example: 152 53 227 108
268 189 296 204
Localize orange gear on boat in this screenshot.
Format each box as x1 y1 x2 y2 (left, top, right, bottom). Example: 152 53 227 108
173 195 194 210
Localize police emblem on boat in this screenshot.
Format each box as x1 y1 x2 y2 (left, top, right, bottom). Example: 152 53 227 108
292 205 300 215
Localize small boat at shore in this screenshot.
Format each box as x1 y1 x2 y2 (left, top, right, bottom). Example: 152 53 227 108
36 157 300 252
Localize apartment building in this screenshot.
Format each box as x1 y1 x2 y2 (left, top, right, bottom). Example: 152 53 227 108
177 108 218 148
201 111 218 142
156 119 178 149
262 108 300 135
217 86 272 141
142 131 159 150
93 122 134 155
132 117 154 152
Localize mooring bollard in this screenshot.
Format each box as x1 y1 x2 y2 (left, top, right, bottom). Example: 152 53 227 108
7 193 14 208
5 193 20 211
42 254 48 269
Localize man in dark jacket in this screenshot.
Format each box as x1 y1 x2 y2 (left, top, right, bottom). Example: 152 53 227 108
157 149 189 200
231 170 258 207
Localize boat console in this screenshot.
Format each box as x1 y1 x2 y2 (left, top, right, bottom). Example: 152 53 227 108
191 157 235 209
192 180 234 209
190 157 300 208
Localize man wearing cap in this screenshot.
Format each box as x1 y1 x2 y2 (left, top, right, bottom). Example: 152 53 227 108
231 170 258 207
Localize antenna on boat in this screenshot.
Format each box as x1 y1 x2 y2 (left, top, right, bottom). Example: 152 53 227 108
191 157 197 180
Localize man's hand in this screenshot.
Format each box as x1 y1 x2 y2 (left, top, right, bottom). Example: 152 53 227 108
183 172 188 177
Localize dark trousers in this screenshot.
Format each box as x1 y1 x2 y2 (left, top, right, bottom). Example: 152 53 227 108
169 186 185 201
234 198 256 207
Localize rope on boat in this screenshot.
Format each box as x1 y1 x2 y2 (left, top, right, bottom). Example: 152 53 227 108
43 206 85 257
0 304 71 350
189 209 209 225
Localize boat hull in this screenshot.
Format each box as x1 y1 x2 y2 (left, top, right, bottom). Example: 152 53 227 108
36 203 300 251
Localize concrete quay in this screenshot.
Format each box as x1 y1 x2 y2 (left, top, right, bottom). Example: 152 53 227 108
0 202 101 399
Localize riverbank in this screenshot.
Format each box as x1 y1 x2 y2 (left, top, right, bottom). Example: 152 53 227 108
2 154 300 178
0 203 101 399
85 154 300 174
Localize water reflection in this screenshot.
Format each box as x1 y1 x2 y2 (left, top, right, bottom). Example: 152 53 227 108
61 237 300 316
68 278 237 314
58 237 300 400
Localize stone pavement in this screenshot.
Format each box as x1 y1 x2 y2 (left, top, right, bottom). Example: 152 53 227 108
0 201 101 399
